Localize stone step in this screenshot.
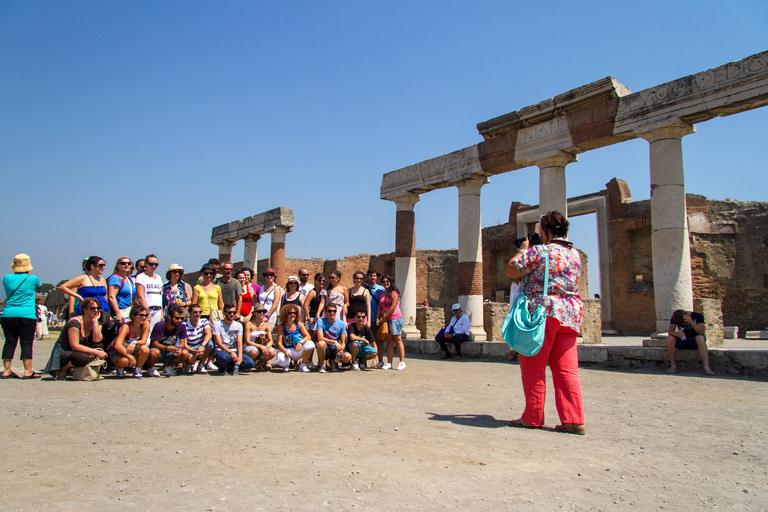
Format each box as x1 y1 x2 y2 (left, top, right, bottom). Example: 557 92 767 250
744 331 768 340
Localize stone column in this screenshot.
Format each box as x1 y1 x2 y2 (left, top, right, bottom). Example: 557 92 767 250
457 177 489 341
270 227 290 282
535 152 577 217
243 234 261 272
636 118 696 333
393 193 421 339
216 241 237 264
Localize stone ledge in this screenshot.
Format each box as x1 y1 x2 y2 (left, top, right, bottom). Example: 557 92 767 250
744 331 768 340
402 340 768 377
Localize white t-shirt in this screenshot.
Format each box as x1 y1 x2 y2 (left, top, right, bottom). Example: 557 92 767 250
136 273 163 308
214 320 243 350
299 282 314 300
184 318 211 347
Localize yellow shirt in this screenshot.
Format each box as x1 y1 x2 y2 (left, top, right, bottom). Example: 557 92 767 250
194 284 221 315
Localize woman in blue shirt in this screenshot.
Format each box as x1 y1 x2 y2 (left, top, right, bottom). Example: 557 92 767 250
1 254 42 379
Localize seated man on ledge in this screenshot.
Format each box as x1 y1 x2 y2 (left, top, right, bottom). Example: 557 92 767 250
666 309 715 376
436 303 470 360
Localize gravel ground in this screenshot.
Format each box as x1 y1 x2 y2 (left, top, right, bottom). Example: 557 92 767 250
0 335 766 511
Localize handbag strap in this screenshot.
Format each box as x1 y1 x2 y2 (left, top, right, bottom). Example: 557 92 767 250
542 246 550 297
5 274 31 303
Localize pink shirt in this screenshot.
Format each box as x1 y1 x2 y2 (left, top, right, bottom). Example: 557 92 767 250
379 291 402 320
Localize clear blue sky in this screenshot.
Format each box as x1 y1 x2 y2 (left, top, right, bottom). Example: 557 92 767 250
1 1 767 296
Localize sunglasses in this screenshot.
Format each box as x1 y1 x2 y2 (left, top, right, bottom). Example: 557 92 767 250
147 262 159 267
96 263 106 268
263 273 275 277
300 273 309 277
287 311 297 316
87 307 101 312
225 310 236 315
172 316 184 321
254 310 267 314
326 309 337 314
119 261 132 266
203 272 214 276
135 313 148 318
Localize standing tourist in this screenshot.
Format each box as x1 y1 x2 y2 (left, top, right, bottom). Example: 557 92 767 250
259 268 282 329
242 267 261 301
135 254 164 332
364 270 384 327
133 259 146 278
214 262 243 320
107 256 135 324
59 256 109 316
1 254 42 379
297 268 313 321
235 270 257 325
347 271 371 326
376 275 406 371
35 301 49 341
280 275 303 309
302 273 326 342
505 211 585 435
163 263 192 318
322 270 348 322
191 265 223 323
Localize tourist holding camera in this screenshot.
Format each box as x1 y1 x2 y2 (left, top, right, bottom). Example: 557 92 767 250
505 211 585 435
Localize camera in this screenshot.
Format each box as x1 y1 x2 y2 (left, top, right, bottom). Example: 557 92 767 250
513 232 543 248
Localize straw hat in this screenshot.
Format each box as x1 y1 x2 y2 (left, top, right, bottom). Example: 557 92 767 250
166 263 184 280
11 253 33 273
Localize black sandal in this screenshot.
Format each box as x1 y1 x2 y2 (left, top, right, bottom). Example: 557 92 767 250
0 372 20 379
22 372 41 379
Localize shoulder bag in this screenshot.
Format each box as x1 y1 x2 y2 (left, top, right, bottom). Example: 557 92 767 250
501 246 550 357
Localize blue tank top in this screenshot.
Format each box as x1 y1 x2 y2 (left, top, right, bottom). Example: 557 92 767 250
75 285 109 314
282 324 302 347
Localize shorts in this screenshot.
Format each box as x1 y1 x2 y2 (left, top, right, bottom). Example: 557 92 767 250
187 340 213 350
307 318 320 331
347 340 377 360
158 349 180 364
244 345 260 357
388 318 403 336
676 336 704 350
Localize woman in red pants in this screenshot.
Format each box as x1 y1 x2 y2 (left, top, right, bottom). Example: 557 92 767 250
505 211 585 435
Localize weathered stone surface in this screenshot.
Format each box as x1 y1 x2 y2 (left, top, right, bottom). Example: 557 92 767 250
580 298 602 344
483 302 507 342
482 342 511 358
608 346 646 359
745 331 768 340
643 338 666 348
723 326 739 339
695 297 724 347
211 207 294 245
578 345 608 363
416 307 444 340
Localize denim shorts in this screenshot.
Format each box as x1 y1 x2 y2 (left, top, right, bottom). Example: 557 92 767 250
388 318 403 336
158 350 179 364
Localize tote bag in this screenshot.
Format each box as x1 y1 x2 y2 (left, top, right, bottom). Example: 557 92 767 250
501 247 550 357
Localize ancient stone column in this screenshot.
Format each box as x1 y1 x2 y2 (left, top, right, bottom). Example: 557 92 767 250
636 118 696 333
270 227 289 282
394 193 421 339
457 177 489 341
216 241 237 264
243 234 261 272
536 152 577 217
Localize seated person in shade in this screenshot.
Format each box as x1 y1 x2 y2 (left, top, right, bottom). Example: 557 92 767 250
346 311 378 371
436 303 470 360
666 309 714 375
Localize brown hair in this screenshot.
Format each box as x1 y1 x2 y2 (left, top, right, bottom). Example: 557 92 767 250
671 309 687 326
278 304 301 324
540 211 569 238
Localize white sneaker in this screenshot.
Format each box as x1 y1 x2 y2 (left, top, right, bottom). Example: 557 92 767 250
133 368 142 379
197 364 207 374
382 363 392 370
147 367 161 378
184 364 193 374
164 365 176 376
191 361 199 372
206 361 217 371
115 367 125 379
377 361 385 369
397 361 406 371
351 362 360 371
318 366 327 374
299 363 309 373
283 366 290 372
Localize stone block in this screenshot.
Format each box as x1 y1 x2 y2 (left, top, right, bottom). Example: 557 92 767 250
643 348 669 362
483 342 511 358
580 298 602 344
578 345 608 363
642 338 666 347
723 326 739 339
608 346 646 359
745 331 768 340
460 342 483 357
694 298 724 347
483 302 508 341
416 307 444 340
729 351 768 371
403 339 422 354
419 340 442 354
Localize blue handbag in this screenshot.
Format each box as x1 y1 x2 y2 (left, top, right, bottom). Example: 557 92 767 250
501 247 550 357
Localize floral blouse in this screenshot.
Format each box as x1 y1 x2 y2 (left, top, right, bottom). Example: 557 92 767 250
512 240 583 332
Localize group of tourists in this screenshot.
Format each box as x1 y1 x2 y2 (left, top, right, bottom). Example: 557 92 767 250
1 253 407 380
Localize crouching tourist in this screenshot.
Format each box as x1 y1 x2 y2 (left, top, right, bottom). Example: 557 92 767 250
45 298 107 381
213 304 255 375
275 304 314 373
148 304 189 377
110 302 150 379
244 307 276 371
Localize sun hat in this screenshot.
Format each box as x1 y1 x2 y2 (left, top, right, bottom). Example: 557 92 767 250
11 254 33 273
286 275 299 285
166 263 184 279
452 303 461 310
263 268 276 276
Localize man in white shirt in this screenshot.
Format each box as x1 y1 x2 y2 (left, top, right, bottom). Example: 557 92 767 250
135 254 164 333
436 303 470 360
213 304 255 375
298 268 314 322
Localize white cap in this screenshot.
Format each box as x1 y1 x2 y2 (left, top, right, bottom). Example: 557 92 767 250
452 303 461 310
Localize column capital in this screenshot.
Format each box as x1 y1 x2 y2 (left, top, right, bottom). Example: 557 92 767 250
635 117 695 143
216 240 238 250
242 233 262 242
456 176 490 196
392 192 420 211
534 151 578 170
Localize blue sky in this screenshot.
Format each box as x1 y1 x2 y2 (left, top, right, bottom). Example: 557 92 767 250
1 1 767 296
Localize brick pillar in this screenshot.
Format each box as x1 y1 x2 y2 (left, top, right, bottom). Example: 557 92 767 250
457 176 489 341
216 241 237 264
394 193 421 339
636 118 695 333
270 227 290 283
243 234 261 271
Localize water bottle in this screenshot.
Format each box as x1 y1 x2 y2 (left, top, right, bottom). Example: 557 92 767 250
233 364 239 376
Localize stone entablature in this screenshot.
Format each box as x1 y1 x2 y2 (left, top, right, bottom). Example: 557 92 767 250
211 207 294 245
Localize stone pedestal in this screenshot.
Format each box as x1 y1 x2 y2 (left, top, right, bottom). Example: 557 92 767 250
483 302 508 341
580 298 602 344
457 177 489 341
394 193 421 339
636 118 695 333
416 307 444 340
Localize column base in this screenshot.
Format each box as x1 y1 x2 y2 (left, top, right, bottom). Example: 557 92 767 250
401 324 422 340
469 326 487 342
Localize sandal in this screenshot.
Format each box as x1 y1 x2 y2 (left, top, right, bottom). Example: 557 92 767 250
1 372 20 379
509 418 541 429
22 372 41 379
704 369 715 376
555 424 586 435
667 368 677 374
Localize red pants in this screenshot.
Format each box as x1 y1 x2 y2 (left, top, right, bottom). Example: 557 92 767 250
519 317 584 427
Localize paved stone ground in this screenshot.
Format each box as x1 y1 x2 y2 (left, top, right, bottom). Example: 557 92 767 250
0 335 766 511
